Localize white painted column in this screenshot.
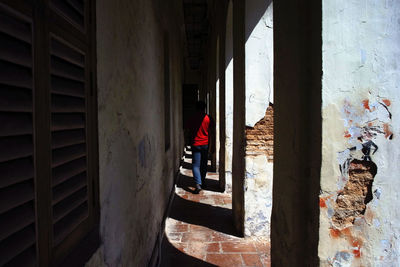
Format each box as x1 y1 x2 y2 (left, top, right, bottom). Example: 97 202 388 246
225 1 234 192
243 0 273 237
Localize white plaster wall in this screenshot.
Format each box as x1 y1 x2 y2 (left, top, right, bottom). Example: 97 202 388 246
245 0 273 127
320 1 400 266
244 156 273 237
85 0 183 266
243 0 273 237
225 1 234 191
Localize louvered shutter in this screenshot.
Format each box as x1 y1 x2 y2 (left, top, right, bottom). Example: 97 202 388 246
0 4 37 266
51 0 85 31
50 35 89 248
48 0 98 264
0 0 98 265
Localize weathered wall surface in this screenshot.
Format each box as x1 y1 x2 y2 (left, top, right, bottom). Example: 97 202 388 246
85 0 184 266
243 0 273 237
246 105 273 161
245 106 273 237
245 0 273 127
225 0 234 192
320 1 400 266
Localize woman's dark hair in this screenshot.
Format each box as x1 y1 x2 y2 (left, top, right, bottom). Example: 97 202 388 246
195 100 206 111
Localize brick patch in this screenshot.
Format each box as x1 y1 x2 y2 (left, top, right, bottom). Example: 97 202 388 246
245 104 274 162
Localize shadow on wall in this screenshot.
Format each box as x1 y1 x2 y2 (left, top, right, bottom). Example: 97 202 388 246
169 193 238 237
160 236 217 267
224 0 273 70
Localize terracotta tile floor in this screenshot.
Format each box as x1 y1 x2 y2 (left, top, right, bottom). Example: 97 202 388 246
160 149 270 267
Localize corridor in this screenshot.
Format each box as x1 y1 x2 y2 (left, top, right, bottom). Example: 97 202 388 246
160 149 270 267
1 0 400 265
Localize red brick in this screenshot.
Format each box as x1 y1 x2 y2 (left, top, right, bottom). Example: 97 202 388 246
211 231 239 242
206 254 243 267
242 254 263 267
206 242 220 252
221 242 257 253
172 224 189 233
190 224 213 233
189 194 207 202
254 241 270 253
223 198 232 204
187 242 208 260
181 231 212 242
213 195 226 205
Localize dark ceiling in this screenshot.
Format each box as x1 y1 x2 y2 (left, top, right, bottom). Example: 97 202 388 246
183 0 209 70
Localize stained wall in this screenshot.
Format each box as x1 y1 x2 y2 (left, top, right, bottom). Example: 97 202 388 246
85 0 184 266
243 0 273 237
320 1 400 266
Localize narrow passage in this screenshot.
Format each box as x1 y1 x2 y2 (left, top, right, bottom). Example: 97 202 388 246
160 149 270 267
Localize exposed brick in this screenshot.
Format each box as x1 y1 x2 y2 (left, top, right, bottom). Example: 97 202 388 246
245 104 274 162
332 159 377 227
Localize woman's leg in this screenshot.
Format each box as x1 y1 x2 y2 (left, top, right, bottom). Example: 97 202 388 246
191 146 202 185
200 145 209 184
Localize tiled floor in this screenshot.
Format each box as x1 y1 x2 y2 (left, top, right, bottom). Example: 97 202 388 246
160 149 270 267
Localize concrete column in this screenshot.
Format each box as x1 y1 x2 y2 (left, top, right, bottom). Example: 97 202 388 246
271 0 321 265
215 37 220 168
218 2 227 192
232 0 246 236
209 31 217 172
243 0 273 237
225 0 233 193
231 0 274 237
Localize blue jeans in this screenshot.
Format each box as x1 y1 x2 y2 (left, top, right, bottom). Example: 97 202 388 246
192 145 208 185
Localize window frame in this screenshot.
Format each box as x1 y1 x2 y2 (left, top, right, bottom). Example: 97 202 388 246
0 0 99 265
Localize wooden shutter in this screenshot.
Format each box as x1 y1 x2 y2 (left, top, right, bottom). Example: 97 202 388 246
0 0 98 265
50 0 85 31
48 0 98 264
50 35 89 248
0 3 37 266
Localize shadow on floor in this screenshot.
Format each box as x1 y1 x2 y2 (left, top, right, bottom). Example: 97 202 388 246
160 236 217 267
184 151 192 159
177 173 222 193
169 193 238 237
181 161 192 170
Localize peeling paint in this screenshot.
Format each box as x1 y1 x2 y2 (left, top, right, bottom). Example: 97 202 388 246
321 1 400 265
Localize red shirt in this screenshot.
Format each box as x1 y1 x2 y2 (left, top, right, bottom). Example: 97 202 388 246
187 112 212 146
